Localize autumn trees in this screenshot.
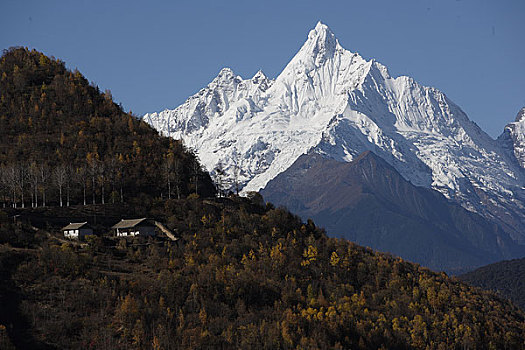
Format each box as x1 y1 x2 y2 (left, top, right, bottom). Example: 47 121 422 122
0 47 216 207
3 196 524 349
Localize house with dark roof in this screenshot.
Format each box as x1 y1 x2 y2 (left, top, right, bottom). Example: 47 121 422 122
112 218 156 237
62 222 94 239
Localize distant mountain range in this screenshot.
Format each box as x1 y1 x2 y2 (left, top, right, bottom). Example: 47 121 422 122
143 22 525 271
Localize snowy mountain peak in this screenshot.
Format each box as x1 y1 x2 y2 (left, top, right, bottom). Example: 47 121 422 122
310 21 336 43
314 20 328 31
218 67 235 75
212 67 239 84
298 21 341 66
250 70 271 92
143 22 525 241
252 69 266 81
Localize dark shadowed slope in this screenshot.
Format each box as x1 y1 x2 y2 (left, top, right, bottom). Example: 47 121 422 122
460 257 525 309
261 151 525 273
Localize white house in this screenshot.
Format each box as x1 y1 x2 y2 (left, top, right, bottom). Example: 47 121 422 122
112 218 156 237
62 222 94 239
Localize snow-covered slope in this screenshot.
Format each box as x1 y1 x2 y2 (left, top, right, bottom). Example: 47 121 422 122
143 22 525 241
499 107 525 169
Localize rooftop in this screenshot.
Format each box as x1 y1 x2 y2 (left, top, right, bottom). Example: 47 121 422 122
112 218 153 229
62 222 90 230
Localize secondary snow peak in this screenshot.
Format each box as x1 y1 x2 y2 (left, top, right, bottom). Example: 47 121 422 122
213 67 238 83
251 70 267 84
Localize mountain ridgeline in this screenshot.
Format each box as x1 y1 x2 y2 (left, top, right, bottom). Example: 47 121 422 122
0 47 215 207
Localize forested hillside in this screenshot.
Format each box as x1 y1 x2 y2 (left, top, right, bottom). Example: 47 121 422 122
1 197 524 349
0 47 215 207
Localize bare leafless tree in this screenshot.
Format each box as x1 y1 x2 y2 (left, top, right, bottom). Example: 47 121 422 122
232 153 243 195
65 164 71 206
0 165 9 208
117 157 125 203
28 162 40 207
5 165 18 208
16 163 27 208
192 158 201 196
107 157 116 203
39 164 49 207
0 166 4 208
52 165 67 207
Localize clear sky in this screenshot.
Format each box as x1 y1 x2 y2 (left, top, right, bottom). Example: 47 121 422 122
1 0 524 137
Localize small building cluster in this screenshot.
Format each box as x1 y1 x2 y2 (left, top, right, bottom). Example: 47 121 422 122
62 218 159 240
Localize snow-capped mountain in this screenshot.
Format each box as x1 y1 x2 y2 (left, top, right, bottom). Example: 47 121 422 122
143 22 525 241
499 107 525 169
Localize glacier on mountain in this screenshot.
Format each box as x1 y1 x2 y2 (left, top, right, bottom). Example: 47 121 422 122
143 22 525 241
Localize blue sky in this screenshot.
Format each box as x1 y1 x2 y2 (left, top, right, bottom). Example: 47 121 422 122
1 0 524 137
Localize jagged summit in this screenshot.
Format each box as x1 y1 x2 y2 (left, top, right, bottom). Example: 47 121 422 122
210 67 238 86
314 21 330 32
143 22 525 241
218 67 235 76
252 69 267 81
300 21 341 66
